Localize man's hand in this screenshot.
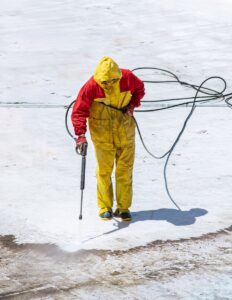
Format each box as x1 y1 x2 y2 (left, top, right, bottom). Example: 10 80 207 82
125 105 134 117
75 134 87 153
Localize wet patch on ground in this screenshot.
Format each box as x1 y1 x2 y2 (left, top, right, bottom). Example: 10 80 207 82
0 226 231 299
1 225 231 254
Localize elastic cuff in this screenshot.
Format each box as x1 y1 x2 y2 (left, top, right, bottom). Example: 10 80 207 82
116 208 130 213
99 207 112 215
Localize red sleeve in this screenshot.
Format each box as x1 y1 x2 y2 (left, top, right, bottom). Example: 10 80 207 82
71 78 95 136
127 71 145 108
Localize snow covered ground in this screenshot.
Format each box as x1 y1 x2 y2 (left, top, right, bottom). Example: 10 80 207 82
0 0 232 299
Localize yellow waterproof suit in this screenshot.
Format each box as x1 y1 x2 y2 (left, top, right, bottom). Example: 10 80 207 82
71 57 145 214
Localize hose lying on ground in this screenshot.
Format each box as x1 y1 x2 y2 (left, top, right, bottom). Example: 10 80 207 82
65 67 232 210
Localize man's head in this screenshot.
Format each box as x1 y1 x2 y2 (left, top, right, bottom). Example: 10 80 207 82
94 57 121 91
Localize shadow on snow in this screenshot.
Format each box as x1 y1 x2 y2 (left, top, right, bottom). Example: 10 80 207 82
83 208 208 243
131 207 208 226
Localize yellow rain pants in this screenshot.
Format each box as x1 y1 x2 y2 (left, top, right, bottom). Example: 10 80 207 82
89 101 135 214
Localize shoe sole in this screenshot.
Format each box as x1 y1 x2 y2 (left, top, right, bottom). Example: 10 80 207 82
100 217 112 221
121 218 132 221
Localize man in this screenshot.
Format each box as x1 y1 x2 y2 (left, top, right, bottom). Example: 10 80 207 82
71 56 145 221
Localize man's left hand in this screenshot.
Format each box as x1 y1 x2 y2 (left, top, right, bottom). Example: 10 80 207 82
125 106 134 117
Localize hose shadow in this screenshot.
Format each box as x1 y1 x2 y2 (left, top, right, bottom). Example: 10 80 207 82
83 208 208 243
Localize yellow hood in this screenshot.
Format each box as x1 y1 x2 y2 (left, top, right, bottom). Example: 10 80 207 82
93 56 122 93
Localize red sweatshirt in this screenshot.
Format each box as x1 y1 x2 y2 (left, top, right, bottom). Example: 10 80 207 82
71 69 145 136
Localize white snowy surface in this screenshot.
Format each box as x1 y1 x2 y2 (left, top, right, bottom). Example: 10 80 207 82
0 106 231 252
0 0 231 253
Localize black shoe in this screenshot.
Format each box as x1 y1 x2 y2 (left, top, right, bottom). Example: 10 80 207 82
120 211 132 221
99 211 112 220
113 209 132 221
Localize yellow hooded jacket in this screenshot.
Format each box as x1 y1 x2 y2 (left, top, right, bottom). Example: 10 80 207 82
71 57 145 214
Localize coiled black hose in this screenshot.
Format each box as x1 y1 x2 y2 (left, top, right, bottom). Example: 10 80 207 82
65 67 232 210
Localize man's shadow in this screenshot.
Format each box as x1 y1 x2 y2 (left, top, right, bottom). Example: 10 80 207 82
83 208 208 243
132 207 208 226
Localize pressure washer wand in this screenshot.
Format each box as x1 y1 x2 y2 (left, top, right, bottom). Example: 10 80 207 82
77 142 88 220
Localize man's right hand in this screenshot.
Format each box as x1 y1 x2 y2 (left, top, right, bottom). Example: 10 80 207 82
75 135 87 153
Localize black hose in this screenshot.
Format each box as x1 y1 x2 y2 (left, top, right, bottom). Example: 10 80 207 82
65 99 76 140
65 67 232 210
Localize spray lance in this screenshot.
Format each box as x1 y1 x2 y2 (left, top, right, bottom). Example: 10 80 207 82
76 142 88 220
65 103 88 220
